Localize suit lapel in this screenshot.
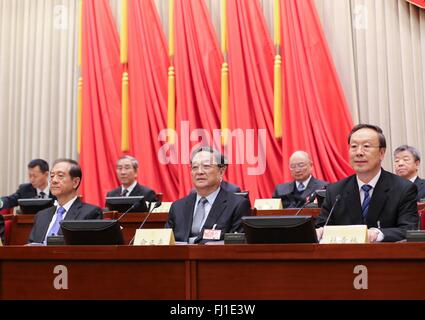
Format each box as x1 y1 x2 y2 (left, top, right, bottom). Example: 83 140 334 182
130 183 141 196
41 206 57 239
302 177 318 198
203 189 228 228
367 171 390 225
343 176 363 223
183 193 197 240
64 198 82 220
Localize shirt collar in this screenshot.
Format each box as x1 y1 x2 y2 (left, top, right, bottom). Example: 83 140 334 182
196 186 221 206
37 184 50 197
122 180 138 195
357 169 382 190
296 175 312 189
410 176 418 183
56 196 78 212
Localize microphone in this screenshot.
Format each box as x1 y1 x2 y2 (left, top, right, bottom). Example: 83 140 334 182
117 197 146 222
324 194 341 227
294 191 317 216
128 201 162 245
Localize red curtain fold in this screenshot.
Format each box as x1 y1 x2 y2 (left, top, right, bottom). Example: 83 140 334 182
279 0 354 182
173 0 224 197
127 0 178 201
80 0 122 207
226 0 283 200
80 0 354 206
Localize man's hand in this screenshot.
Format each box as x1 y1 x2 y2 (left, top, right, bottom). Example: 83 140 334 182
367 228 380 242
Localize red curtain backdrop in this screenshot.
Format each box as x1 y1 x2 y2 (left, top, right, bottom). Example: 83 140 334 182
173 0 224 197
80 0 354 206
127 0 178 201
80 0 122 206
279 0 354 183
226 0 283 199
406 0 425 8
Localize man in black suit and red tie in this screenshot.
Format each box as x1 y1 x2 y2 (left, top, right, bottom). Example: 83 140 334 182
316 124 419 242
393 145 425 201
28 159 102 244
166 147 251 244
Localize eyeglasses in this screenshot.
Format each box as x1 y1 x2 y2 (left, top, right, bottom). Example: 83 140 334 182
349 144 381 152
289 163 308 170
190 163 218 172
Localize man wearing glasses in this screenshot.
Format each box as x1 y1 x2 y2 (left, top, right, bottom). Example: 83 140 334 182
166 147 251 244
273 151 328 208
316 124 419 242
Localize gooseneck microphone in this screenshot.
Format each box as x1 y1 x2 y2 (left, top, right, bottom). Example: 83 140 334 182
294 191 317 216
128 201 162 245
117 197 146 222
324 194 341 227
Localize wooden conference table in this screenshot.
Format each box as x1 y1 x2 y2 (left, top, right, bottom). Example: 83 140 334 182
6 208 320 245
1 243 425 300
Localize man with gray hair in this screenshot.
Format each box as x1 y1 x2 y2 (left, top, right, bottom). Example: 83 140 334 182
166 147 250 244
106 155 157 206
394 145 425 201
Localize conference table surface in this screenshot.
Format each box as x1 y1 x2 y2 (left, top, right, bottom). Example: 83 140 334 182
1 243 425 300
6 208 320 245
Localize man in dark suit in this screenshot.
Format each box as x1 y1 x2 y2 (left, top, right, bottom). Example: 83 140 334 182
166 147 251 244
316 124 419 242
394 145 425 201
0 159 53 210
28 159 102 244
273 151 328 208
106 156 157 210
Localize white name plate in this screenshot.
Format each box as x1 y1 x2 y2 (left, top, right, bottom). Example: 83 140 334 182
133 229 175 245
320 225 369 244
151 202 172 213
254 198 283 210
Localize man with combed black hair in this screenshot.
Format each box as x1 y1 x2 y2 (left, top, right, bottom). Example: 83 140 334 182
0 159 53 210
316 124 419 242
28 159 102 244
166 147 250 244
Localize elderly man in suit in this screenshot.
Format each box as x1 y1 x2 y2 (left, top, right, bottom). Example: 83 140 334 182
316 124 419 242
106 155 157 206
28 159 102 244
166 147 251 244
0 159 53 210
394 145 425 201
273 151 328 208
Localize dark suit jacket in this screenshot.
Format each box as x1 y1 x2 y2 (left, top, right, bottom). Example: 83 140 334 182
414 177 425 201
106 183 157 203
316 169 419 242
28 197 102 243
273 176 329 208
1 183 55 209
166 188 251 243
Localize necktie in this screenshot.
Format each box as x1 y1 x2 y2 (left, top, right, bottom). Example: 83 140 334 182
298 182 305 192
39 191 46 199
191 198 208 237
45 206 66 242
121 189 129 197
361 184 372 221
